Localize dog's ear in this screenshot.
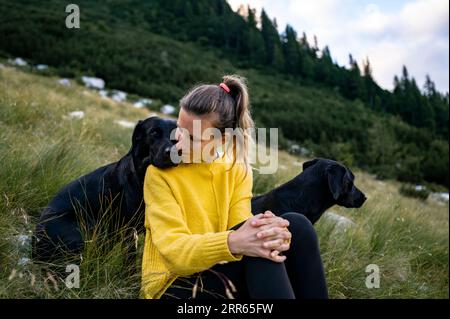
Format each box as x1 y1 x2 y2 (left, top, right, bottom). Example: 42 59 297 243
303 159 319 171
326 164 347 200
132 120 150 159
132 120 145 146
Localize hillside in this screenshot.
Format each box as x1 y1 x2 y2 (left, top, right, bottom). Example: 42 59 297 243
0 0 448 188
0 65 448 298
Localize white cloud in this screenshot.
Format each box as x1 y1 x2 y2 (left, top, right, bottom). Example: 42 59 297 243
227 0 449 93
348 0 449 92
400 0 449 36
354 4 391 36
288 0 342 27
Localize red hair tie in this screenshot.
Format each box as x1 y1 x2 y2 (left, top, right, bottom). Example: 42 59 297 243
219 82 230 93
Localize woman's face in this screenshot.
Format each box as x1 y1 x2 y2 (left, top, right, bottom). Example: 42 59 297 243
175 107 223 163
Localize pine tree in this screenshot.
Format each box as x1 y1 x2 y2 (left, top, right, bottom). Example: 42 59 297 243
281 24 301 74
241 5 266 64
260 9 284 70
362 57 378 108
424 74 437 97
340 54 364 100
298 32 314 79
423 75 449 137
314 45 334 85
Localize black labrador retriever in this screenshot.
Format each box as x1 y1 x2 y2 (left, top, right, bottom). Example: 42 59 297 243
251 158 366 224
32 116 179 269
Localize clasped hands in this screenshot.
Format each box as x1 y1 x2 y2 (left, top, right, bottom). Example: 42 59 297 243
228 211 292 263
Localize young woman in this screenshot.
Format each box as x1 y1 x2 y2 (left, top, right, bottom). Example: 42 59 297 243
141 75 328 299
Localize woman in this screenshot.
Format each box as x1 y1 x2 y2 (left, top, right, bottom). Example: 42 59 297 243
141 75 328 299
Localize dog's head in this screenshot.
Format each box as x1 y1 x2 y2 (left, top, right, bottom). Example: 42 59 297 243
131 116 179 169
303 158 367 208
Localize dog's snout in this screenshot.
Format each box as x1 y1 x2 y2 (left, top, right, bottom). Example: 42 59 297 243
164 145 179 158
164 145 181 157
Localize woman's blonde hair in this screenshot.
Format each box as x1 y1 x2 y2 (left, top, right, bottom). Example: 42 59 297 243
179 74 254 175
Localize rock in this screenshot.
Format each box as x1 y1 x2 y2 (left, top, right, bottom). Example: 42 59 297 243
288 144 309 156
160 104 176 115
133 98 153 108
9 233 32 266
68 111 85 119
133 101 145 108
429 192 449 204
81 76 105 90
111 90 127 102
9 57 27 66
35 64 49 71
115 120 136 128
289 144 300 153
414 185 426 191
58 78 71 86
18 257 30 266
16 234 31 247
323 211 356 231
98 89 109 98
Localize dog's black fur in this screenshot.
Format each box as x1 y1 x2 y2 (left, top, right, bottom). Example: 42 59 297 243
251 158 366 224
32 116 179 269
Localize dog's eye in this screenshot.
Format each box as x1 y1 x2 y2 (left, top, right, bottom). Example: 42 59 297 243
149 129 161 138
343 179 352 192
346 182 354 193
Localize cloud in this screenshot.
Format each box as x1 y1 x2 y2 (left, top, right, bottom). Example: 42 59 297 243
400 0 449 37
288 0 343 27
348 0 449 92
227 0 449 93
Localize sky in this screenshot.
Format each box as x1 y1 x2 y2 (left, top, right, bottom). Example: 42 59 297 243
227 0 449 93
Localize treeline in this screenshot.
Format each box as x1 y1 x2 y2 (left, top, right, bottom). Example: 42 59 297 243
137 0 449 139
0 0 448 187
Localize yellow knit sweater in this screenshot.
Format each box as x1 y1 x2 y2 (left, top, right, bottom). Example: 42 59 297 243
141 153 254 299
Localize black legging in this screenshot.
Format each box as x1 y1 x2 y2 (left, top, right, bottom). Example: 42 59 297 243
160 212 328 299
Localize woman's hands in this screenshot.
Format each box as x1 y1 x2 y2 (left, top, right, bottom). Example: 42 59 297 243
227 211 292 263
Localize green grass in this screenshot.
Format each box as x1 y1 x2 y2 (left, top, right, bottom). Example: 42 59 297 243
0 65 448 298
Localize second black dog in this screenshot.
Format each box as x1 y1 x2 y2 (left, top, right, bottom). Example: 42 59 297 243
251 158 366 224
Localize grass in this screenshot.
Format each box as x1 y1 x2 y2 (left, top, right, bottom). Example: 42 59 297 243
0 64 448 298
